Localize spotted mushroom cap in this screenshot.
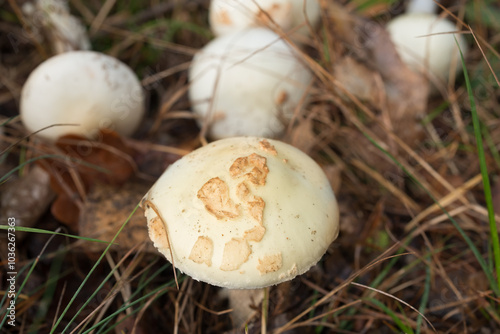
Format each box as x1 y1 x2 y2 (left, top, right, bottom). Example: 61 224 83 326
209 0 321 38
142 137 339 289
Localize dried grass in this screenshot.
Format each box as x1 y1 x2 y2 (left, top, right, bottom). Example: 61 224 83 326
1 0 499 333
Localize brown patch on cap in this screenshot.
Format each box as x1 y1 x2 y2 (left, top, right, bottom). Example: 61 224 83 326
236 182 265 224
229 153 268 186
236 182 250 199
189 236 213 266
213 111 226 121
213 8 232 25
247 197 265 223
244 225 266 242
197 177 240 219
259 140 277 156
257 253 282 275
255 3 291 27
148 216 169 250
220 238 251 271
275 90 289 106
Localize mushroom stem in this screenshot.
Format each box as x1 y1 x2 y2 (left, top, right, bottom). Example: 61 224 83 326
407 0 438 14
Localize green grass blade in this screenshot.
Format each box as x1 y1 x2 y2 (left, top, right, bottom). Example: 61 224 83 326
50 203 140 333
0 229 60 329
459 40 500 293
0 116 19 165
363 129 500 296
0 225 116 244
354 0 398 13
421 101 450 126
28 251 65 333
416 254 431 334
0 261 33 328
367 298 414 334
0 115 18 127
93 262 172 334
83 280 180 334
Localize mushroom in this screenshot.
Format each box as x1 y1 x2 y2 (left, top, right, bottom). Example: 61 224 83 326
20 50 145 141
209 0 321 39
386 0 468 91
188 28 313 139
141 137 339 289
22 0 91 54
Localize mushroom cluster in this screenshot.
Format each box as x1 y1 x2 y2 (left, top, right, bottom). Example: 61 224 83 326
141 137 339 289
188 0 320 140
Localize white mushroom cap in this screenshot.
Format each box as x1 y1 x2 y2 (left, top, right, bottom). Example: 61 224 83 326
386 13 468 86
209 0 321 38
22 0 91 54
188 28 313 139
142 137 339 289
20 51 145 141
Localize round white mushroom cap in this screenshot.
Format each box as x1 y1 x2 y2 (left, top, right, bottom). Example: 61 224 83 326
209 0 321 38
22 0 91 54
142 137 339 289
20 50 145 141
188 28 313 139
386 13 468 86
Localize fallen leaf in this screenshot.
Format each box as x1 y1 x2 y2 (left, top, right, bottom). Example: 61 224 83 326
54 129 136 186
40 129 137 228
328 2 428 146
78 181 154 254
50 192 80 230
333 56 385 107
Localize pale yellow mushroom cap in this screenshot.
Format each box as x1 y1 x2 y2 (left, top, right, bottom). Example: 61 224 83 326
142 137 339 289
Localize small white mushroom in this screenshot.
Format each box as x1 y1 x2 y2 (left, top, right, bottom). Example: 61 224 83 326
386 0 468 90
209 0 321 39
141 137 339 289
188 28 313 139
22 0 91 54
20 51 145 141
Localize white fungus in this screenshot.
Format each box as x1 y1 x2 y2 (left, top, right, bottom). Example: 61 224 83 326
20 51 145 141
386 1 468 89
22 0 91 54
209 0 321 39
188 28 313 139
